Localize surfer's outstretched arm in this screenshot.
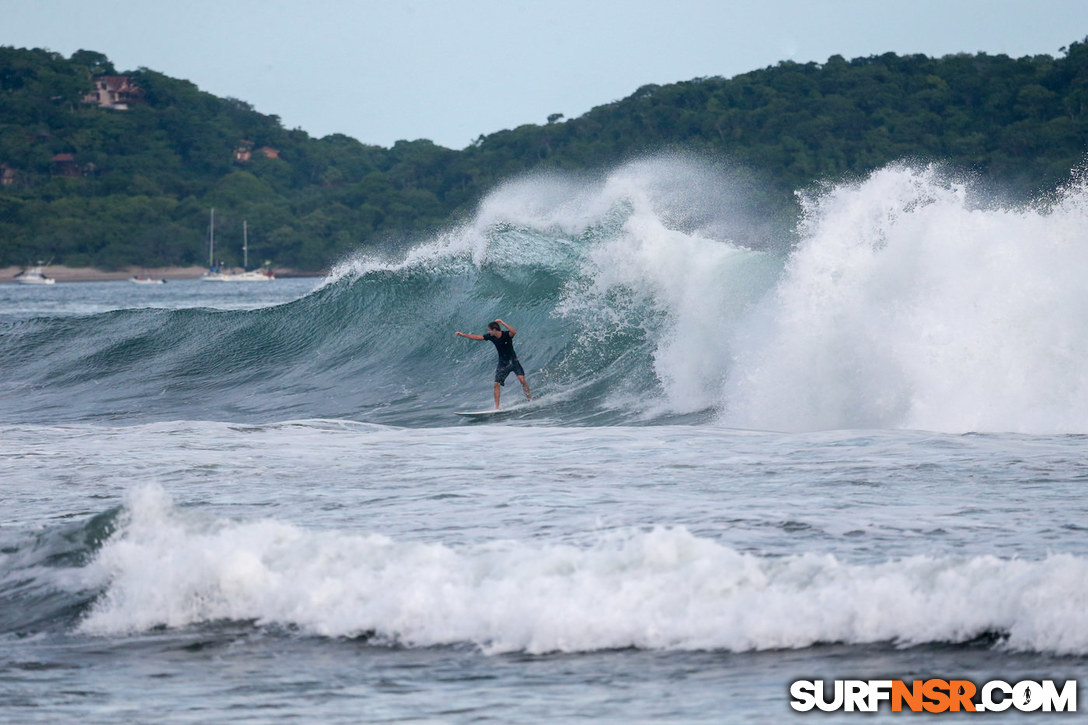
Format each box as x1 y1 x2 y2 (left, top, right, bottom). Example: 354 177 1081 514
455 331 485 341
495 318 516 336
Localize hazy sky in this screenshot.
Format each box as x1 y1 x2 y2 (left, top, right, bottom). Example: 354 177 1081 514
4 0 1088 149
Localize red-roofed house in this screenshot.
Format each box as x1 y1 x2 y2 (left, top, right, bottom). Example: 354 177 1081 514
51 153 79 177
83 76 144 110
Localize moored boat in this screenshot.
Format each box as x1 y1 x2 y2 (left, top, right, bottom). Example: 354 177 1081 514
15 266 55 285
201 212 275 282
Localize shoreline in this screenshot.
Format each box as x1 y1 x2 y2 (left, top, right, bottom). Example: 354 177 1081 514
1 265 326 283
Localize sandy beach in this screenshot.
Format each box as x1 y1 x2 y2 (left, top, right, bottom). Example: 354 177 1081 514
0 265 323 283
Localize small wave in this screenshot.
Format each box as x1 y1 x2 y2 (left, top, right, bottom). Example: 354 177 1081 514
67 486 1088 655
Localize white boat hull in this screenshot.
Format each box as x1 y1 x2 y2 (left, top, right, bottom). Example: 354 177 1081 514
16 267 55 285
200 270 275 282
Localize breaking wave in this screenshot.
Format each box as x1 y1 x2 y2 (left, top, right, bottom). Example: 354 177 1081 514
2 157 1086 433
11 486 1081 656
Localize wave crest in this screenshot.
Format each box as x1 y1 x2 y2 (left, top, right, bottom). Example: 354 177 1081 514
75 486 1088 655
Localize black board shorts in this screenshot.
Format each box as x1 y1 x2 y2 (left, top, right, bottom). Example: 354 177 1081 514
494 358 525 385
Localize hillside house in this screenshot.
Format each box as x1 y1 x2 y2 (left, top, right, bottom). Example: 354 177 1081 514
234 140 254 163
83 75 144 110
51 153 79 177
235 143 281 163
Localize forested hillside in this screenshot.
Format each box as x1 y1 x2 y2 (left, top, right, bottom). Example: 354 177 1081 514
2 40 1087 270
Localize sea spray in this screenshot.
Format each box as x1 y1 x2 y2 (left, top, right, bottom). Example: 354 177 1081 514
721 164 1088 433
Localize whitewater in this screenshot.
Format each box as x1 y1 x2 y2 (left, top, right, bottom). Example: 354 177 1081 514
1 157 1086 722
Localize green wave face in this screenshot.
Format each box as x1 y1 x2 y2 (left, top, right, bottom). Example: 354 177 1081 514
0 158 780 427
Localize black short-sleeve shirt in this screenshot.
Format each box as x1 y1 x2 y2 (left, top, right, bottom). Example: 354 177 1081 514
483 330 517 364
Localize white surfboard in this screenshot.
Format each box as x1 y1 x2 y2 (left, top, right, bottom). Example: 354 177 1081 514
454 400 534 419
454 406 522 419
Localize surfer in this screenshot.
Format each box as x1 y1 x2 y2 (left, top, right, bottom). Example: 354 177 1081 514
455 318 533 409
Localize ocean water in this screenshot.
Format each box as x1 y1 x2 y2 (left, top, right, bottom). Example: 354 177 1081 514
2 158 1087 722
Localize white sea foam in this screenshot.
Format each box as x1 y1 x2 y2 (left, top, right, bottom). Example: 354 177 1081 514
722 165 1088 433
77 486 1088 655
557 200 774 416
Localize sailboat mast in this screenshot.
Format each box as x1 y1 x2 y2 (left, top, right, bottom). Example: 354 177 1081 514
208 208 215 269
243 220 248 270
